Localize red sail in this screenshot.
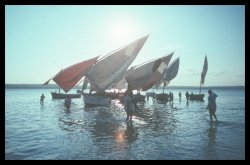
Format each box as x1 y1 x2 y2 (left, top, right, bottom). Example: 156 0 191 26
52 56 99 93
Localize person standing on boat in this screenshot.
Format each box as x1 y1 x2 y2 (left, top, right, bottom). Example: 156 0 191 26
206 90 218 122
124 90 135 121
40 94 45 104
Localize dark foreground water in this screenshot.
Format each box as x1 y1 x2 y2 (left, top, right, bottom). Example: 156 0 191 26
5 87 245 160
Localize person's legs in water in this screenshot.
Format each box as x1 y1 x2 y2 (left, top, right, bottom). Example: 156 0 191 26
209 109 217 122
129 114 132 121
209 112 213 122
126 112 129 121
212 112 217 121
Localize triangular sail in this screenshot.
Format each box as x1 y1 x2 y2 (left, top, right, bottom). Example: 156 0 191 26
141 54 173 91
112 74 127 90
126 60 157 90
153 52 175 89
44 56 99 93
85 35 149 93
200 56 208 85
82 77 90 91
163 57 180 82
126 53 173 91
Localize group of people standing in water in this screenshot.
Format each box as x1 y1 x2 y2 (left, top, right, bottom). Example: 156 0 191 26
40 88 218 123
123 89 218 123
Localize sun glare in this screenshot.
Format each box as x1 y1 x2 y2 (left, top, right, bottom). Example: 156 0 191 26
106 17 137 43
113 22 131 39
104 16 147 48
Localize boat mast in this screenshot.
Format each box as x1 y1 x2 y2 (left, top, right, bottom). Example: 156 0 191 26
59 69 62 93
199 83 201 94
163 81 166 93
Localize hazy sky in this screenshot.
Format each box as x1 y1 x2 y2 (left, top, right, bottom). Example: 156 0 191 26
6 5 245 86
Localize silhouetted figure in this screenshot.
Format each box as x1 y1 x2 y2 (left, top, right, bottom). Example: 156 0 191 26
190 92 194 100
179 92 181 101
40 94 45 104
152 94 156 101
170 92 174 105
64 97 71 110
124 90 135 121
185 91 189 102
206 90 218 123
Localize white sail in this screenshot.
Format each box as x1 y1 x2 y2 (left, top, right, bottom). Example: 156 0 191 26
126 52 173 91
85 35 149 93
112 74 127 90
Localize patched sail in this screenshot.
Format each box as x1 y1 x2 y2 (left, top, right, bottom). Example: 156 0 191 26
126 52 173 91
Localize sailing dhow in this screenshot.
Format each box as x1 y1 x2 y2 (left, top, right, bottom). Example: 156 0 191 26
155 57 180 102
43 56 99 99
126 52 174 91
84 35 149 106
189 55 208 101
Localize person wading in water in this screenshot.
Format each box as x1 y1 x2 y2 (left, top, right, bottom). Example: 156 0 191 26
206 89 218 123
124 90 135 121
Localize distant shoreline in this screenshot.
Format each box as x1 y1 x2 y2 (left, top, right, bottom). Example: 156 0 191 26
5 84 245 90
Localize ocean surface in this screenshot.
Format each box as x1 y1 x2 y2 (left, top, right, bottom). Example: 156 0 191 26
5 87 245 160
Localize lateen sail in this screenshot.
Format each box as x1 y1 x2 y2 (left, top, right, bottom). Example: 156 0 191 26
85 35 149 93
44 56 99 93
151 52 174 89
163 57 180 82
112 74 127 90
200 56 208 85
126 52 173 91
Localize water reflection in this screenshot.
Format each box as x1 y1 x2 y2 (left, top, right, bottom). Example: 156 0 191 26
124 121 138 143
40 104 45 110
115 121 138 144
208 123 217 145
204 123 218 159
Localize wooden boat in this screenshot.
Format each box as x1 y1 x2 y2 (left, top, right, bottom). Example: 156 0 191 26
51 92 81 99
156 93 169 102
84 94 111 107
146 92 156 97
133 94 146 102
84 35 149 106
189 93 205 101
